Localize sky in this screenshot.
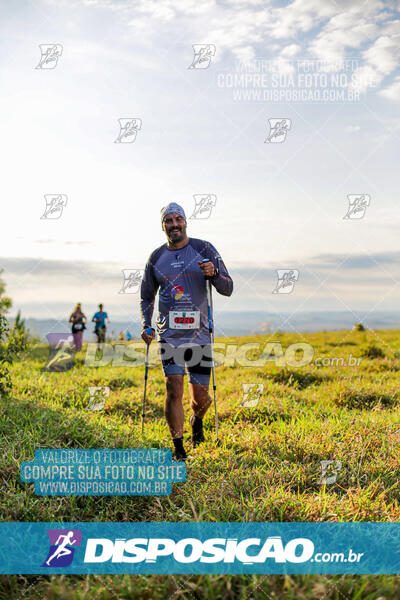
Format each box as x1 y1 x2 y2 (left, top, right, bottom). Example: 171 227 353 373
1 0 400 328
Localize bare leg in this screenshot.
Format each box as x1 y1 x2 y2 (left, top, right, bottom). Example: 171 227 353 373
164 374 184 439
189 382 212 418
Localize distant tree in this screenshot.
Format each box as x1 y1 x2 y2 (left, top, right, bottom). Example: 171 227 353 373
353 322 365 332
12 309 28 345
0 269 12 315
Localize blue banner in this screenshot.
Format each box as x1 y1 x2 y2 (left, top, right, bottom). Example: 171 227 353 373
0 522 399 574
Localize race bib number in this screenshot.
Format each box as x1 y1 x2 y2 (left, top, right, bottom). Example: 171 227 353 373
169 311 200 330
74 324 83 330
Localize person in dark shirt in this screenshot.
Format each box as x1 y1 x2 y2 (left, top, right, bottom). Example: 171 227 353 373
140 202 233 460
69 303 86 351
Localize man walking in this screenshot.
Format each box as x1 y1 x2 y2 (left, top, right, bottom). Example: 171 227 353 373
140 202 233 460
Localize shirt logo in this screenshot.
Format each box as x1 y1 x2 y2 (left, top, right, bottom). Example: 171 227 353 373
171 253 184 269
171 285 184 300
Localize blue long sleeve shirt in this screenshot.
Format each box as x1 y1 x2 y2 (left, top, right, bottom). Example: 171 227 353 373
140 237 233 347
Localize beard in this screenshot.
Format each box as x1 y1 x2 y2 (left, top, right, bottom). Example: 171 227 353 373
168 226 186 242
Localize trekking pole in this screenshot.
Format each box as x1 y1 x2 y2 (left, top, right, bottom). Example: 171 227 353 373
141 327 154 434
201 259 219 441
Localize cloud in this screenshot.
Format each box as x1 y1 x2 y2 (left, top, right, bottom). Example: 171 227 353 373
308 23 378 64
66 39 159 71
308 251 400 270
281 44 301 57
380 18 400 34
348 31 400 92
364 34 400 74
380 74 400 98
4 249 400 280
0 257 117 278
350 63 383 93
230 45 256 62
345 125 361 132
34 239 93 246
4 249 400 317
267 0 336 40
80 0 399 95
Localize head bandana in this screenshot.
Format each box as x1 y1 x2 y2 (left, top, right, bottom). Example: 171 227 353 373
160 202 186 223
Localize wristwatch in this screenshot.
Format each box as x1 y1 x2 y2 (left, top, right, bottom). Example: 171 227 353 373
211 266 219 279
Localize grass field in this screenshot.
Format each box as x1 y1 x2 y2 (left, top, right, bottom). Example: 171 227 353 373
1 328 400 599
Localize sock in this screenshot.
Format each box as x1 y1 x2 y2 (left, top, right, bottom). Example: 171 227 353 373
191 415 203 434
173 436 184 451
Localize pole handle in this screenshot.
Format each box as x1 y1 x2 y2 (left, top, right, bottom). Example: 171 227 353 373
200 257 213 280
144 327 154 345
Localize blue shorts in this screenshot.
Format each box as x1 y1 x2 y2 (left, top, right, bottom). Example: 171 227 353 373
158 342 212 385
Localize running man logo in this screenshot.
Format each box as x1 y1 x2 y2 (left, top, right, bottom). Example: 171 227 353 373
343 194 370 219
190 194 217 219
171 285 184 300
188 44 216 69
264 119 291 143
318 460 342 485
40 194 68 220
272 270 299 294
86 386 110 411
240 383 264 408
119 269 144 294
35 44 63 69
42 529 82 567
43 333 75 372
114 118 142 143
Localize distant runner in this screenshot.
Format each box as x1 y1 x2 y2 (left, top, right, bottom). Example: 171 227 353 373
92 303 109 346
69 302 86 351
140 202 233 460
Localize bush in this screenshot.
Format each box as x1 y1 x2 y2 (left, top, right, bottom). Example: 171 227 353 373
353 322 366 331
334 387 397 409
361 344 385 359
0 316 11 394
0 314 27 394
